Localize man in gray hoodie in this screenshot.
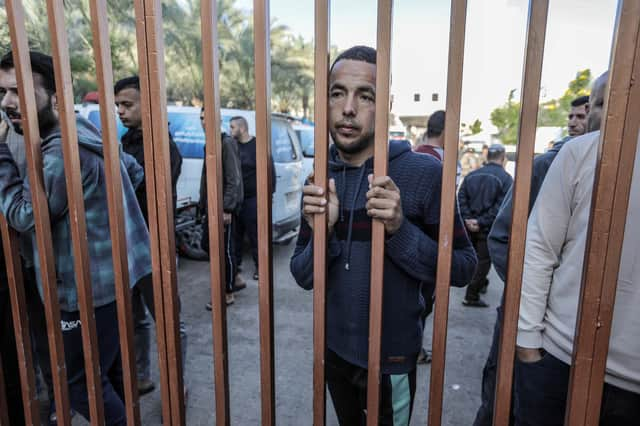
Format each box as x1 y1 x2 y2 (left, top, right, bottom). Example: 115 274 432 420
514 75 640 424
0 50 150 426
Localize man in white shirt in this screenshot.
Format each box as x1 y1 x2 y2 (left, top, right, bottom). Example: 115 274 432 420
514 73 640 425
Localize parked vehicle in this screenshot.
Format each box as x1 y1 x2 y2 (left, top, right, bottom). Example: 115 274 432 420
291 122 314 186
75 104 303 259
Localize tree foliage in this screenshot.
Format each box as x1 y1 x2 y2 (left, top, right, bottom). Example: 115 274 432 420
490 69 592 145
0 0 317 117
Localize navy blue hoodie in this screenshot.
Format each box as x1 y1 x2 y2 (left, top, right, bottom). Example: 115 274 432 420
290 140 476 374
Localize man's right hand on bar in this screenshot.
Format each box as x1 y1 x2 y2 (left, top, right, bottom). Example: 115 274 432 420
516 346 544 363
302 172 339 234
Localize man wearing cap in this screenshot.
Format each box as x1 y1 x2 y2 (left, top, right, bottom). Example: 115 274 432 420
458 143 512 307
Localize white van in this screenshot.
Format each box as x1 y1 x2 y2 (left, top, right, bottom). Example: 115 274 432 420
75 104 303 254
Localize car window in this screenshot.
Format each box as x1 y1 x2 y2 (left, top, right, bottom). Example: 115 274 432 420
167 112 206 158
272 120 298 163
295 129 314 156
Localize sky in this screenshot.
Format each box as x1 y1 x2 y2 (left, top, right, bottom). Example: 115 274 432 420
233 0 618 132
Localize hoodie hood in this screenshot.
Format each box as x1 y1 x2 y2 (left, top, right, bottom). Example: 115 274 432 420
42 114 106 156
328 139 412 170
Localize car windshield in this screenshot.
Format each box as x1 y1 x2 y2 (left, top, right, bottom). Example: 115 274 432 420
296 129 314 156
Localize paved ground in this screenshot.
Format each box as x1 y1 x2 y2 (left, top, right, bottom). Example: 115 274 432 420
71 241 501 425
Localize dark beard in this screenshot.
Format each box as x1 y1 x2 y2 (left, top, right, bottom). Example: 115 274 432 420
330 129 374 155
37 103 58 138
7 101 57 138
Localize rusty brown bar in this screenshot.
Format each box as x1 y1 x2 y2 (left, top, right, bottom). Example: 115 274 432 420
45 1 106 423
200 0 231 423
426 0 467 424
88 0 142 423
0 218 40 425
493 1 549 425
131 0 175 423
365 1 393 424
253 0 276 423
312 0 330 424
4 1 72 424
565 2 640 425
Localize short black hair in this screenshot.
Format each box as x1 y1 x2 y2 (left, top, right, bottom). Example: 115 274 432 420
114 75 140 95
487 143 506 161
0 50 56 94
330 45 376 73
427 110 445 138
230 116 248 130
571 95 590 107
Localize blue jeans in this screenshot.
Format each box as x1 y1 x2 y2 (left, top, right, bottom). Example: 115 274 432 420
132 275 187 382
61 302 125 426
514 351 640 426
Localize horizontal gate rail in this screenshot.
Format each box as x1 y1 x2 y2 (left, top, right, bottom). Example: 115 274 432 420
566 1 640 424
427 0 468 424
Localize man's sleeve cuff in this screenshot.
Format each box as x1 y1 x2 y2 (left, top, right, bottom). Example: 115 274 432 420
516 329 544 348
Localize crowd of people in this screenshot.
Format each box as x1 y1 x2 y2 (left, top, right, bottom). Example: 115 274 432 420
0 45 638 426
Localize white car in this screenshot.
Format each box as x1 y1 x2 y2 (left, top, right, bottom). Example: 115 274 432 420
291 122 314 186
75 104 303 257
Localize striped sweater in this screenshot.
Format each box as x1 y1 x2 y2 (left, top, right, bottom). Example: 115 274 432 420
291 140 476 374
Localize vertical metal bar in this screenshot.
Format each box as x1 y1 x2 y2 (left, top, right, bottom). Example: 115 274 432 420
565 2 640 424
131 0 175 423
493 1 549 425
0 218 41 425
4 1 72 424
200 0 231 424
253 0 276 423
365 1 393 424
426 1 467 424
88 0 142 423
45 2 106 423
312 0 330 424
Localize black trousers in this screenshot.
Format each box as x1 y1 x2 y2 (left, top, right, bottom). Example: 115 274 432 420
514 351 640 426
465 231 491 301
325 350 416 426
61 302 125 426
235 197 258 270
202 218 237 293
0 289 25 426
472 304 515 426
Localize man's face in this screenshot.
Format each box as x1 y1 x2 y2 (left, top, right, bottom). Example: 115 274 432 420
0 67 57 136
115 87 142 129
328 59 376 155
229 119 242 140
588 79 606 132
567 104 588 136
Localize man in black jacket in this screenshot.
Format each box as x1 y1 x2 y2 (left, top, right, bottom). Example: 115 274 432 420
114 75 187 396
198 107 244 308
471 92 594 426
458 143 512 307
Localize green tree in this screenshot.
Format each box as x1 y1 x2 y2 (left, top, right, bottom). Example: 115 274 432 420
490 69 592 145
490 89 520 145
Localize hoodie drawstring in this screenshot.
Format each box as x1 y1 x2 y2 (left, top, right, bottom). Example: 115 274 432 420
344 166 368 271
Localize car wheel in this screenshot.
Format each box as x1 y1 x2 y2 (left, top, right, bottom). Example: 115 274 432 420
176 222 209 261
